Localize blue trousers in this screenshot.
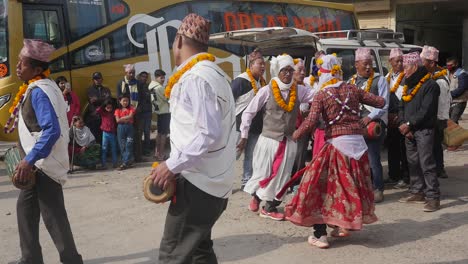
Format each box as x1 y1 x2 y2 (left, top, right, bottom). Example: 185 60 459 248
117 123 134 165
366 122 386 191
242 133 260 185
102 131 118 166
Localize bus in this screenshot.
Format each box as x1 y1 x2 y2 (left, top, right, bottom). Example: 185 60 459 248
0 0 357 141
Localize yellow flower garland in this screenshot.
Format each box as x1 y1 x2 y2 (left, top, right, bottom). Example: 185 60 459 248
432 68 447 80
271 79 297 112
402 72 432 102
246 68 266 95
351 70 374 92
165 53 216 98
386 70 405 93
320 78 339 90
309 75 316 86
9 69 50 114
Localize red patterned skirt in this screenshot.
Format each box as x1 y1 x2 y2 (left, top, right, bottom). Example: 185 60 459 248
285 143 377 230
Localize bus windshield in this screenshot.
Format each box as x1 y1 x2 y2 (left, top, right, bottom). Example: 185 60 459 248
0 0 7 64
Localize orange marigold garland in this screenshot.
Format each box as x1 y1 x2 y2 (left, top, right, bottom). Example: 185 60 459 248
320 78 339 90
246 68 266 95
351 70 374 92
386 70 405 93
165 53 216 98
308 75 316 86
4 69 51 133
402 72 431 102
271 79 297 112
432 68 447 80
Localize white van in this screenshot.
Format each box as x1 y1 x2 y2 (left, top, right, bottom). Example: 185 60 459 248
210 27 422 80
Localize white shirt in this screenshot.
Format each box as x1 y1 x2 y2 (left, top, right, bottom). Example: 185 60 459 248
165 66 223 174
388 71 404 100
240 84 315 139
434 72 451 120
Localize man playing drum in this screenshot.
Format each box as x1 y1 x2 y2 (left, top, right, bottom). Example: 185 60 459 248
9 39 83 263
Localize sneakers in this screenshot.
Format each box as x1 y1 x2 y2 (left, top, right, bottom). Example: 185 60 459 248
248 197 260 212
394 180 409 189
399 193 426 203
374 190 384 203
307 235 329 249
259 208 284 221
330 227 349 238
423 199 440 212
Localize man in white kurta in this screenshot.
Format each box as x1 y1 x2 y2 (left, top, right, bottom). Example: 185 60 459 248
150 13 236 263
238 54 315 221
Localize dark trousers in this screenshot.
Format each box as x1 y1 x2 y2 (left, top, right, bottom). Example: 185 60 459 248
387 127 409 182
433 119 447 173
17 171 82 264
450 102 467 124
313 224 327 238
159 177 228 264
405 129 440 200
365 121 386 191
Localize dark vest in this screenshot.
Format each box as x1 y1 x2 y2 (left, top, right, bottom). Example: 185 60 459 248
262 86 299 141
355 75 382 117
21 87 41 133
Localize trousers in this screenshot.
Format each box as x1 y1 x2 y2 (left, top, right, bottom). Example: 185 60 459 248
159 177 228 264
17 171 82 264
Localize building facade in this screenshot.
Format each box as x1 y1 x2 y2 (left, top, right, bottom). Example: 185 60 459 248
331 0 468 68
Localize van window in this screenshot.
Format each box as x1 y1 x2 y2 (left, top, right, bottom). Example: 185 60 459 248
379 50 391 76
326 48 379 81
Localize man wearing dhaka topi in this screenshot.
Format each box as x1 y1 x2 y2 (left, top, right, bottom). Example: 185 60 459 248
149 13 236 263
7 39 83 263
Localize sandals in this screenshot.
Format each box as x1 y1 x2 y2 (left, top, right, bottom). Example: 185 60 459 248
330 227 350 238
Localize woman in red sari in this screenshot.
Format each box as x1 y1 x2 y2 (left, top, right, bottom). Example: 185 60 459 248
285 55 385 249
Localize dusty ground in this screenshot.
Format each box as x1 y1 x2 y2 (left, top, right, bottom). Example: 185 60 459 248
1 121 468 264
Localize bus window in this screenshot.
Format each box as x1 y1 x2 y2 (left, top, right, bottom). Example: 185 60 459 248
0 0 8 78
326 48 379 81
23 9 63 48
67 0 129 41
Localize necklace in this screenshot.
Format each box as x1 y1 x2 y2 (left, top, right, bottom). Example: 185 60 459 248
271 79 297 112
164 53 216 98
387 70 405 93
402 73 431 102
246 69 266 94
325 85 359 125
4 69 51 134
351 71 374 92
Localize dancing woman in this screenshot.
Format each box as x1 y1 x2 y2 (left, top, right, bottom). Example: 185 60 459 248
284 55 385 248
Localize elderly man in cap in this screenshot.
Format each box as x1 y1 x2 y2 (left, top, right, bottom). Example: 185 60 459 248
149 13 236 263
232 48 266 189
116 64 151 162
10 39 83 263
398 52 441 212
238 54 315 221
350 47 389 203
420 45 451 179
385 48 410 188
85 71 112 144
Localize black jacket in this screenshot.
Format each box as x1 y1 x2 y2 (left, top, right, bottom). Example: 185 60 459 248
116 79 152 115
231 76 263 134
399 66 440 130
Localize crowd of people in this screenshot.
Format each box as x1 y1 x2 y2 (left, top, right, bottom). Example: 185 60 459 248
52 64 171 171
6 11 468 264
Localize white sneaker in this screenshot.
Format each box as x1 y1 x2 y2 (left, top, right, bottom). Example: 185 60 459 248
307 235 329 249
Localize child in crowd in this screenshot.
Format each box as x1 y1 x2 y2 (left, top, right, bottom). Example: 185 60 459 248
115 94 136 170
96 99 118 169
69 116 101 169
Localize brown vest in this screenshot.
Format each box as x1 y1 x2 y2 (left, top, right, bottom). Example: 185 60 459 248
262 86 299 141
21 87 41 133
